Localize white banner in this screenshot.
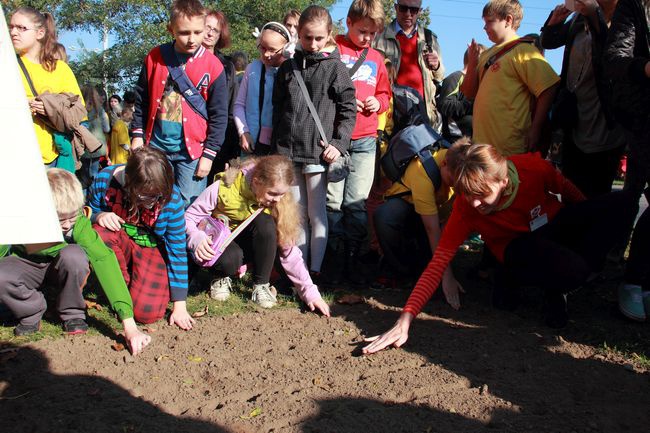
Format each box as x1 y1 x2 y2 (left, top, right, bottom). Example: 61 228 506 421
0 8 63 245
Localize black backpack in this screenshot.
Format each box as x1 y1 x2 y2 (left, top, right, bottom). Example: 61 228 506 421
381 124 450 192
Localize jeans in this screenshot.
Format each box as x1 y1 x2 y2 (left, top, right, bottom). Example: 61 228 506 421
374 197 431 276
327 136 376 243
166 149 207 209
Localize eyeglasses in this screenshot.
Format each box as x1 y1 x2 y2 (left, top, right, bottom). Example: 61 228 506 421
9 24 39 33
256 43 283 56
137 193 162 204
395 3 421 14
205 25 219 35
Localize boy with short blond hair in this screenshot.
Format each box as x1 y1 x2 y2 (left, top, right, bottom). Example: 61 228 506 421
0 169 150 355
461 0 559 156
327 0 391 284
131 0 228 208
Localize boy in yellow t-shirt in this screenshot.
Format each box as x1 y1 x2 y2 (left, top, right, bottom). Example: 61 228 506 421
109 107 133 165
461 0 559 156
374 148 463 309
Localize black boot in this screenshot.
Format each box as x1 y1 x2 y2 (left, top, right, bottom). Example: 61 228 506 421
346 242 369 287
322 237 345 287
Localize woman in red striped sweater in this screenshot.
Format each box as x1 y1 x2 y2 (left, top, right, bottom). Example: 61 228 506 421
363 139 636 354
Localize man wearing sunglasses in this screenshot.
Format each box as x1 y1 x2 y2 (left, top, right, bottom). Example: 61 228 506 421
374 0 445 131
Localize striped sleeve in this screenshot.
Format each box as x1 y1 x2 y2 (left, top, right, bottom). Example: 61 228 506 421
403 247 456 316
88 167 116 222
159 187 189 301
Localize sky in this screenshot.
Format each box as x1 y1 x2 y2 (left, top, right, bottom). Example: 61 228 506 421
59 0 564 76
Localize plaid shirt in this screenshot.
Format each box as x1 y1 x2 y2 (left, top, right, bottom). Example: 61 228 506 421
272 46 357 164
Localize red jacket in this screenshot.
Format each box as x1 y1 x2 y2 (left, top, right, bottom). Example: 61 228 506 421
132 43 228 160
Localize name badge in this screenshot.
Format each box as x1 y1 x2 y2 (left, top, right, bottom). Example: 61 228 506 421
529 213 548 231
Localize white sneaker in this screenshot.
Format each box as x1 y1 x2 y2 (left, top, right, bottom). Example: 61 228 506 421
209 276 232 301
251 283 277 308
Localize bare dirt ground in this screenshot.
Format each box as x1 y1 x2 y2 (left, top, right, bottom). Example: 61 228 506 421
1 251 649 433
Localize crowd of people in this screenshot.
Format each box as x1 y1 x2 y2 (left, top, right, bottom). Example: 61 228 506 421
1 0 648 357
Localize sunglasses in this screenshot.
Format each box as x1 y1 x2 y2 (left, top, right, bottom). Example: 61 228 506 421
395 3 421 14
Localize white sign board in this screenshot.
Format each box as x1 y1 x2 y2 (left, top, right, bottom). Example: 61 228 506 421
0 8 63 245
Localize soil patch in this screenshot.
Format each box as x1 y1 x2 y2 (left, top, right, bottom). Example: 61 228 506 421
2 256 650 432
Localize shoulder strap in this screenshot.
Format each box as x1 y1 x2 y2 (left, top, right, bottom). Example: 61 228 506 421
417 148 441 190
290 59 328 145
216 207 265 253
16 55 38 96
348 48 369 77
159 43 209 121
257 63 266 144
481 37 535 81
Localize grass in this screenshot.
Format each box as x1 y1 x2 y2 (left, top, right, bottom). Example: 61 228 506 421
0 273 336 345
599 341 650 369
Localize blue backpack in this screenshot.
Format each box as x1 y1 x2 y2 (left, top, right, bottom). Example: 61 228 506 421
381 124 450 191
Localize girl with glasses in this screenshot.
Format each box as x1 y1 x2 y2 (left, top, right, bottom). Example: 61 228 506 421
10 7 84 168
89 147 195 331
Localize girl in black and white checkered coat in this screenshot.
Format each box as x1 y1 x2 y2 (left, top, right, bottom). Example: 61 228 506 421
272 6 356 276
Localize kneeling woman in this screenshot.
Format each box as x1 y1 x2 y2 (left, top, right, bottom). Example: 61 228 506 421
89 147 195 330
363 139 636 354
185 155 330 316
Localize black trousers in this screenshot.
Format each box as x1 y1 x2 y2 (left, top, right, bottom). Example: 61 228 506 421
212 213 277 285
499 190 637 297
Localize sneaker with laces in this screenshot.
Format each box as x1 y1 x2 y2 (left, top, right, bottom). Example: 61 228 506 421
210 276 232 301
14 321 41 336
251 283 277 308
618 284 646 321
63 318 88 335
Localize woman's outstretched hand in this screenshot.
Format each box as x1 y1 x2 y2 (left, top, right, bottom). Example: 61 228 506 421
362 312 414 355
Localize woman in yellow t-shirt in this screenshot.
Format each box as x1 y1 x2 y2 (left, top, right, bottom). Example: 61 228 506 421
10 6 83 166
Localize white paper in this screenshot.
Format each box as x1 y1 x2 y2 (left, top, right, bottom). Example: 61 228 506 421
0 9 63 245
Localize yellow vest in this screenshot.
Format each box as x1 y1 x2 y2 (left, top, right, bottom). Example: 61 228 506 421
213 171 270 229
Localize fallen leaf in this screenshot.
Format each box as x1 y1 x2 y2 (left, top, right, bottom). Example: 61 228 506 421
336 294 364 305
192 305 209 318
239 407 262 419
111 343 125 352
85 300 103 311
188 355 203 362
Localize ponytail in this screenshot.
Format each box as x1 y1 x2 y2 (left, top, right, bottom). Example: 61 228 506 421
14 7 59 72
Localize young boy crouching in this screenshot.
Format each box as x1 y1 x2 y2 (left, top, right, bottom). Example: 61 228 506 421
0 169 150 355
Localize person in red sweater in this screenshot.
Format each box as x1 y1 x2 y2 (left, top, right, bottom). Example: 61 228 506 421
327 0 391 285
363 139 636 354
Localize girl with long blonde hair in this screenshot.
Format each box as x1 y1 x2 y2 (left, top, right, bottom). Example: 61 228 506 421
185 155 330 315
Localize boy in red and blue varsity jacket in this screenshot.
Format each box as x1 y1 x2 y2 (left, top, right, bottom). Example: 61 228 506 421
131 0 228 208
327 0 391 284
